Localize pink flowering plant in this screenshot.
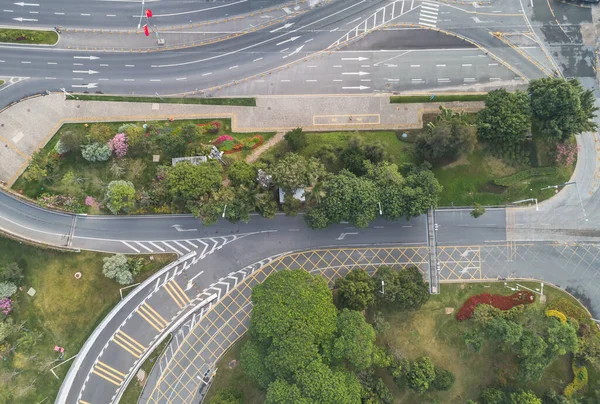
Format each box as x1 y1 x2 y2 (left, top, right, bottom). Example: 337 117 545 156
108 133 129 158
214 135 234 145
37 193 85 213
85 196 103 209
0 298 12 316
555 142 580 167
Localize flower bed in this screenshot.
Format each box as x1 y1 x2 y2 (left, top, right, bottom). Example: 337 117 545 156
545 309 567 323
456 291 535 321
196 120 221 134
213 135 264 154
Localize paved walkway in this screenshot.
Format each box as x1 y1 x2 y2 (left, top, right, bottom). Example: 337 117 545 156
0 93 484 185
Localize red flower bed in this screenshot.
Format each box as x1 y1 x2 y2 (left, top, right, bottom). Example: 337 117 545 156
222 135 264 154
456 291 535 321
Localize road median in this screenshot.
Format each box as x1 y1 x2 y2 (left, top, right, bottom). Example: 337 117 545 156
391 94 488 103
0 28 58 45
68 94 257 106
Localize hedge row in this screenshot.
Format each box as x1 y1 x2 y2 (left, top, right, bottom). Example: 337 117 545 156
494 167 558 187
545 309 567 323
456 291 535 321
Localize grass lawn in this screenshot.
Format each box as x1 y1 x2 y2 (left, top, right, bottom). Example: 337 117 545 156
0 28 58 44
69 95 256 106
390 94 487 103
259 130 416 172
13 118 274 214
0 236 175 403
205 281 595 403
0 80 4 86
120 335 172 404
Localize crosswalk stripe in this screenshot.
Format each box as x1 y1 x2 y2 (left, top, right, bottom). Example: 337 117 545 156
421 9 438 16
419 17 437 23
149 241 165 252
162 241 182 255
419 21 437 27
185 240 198 248
134 241 153 253
422 2 440 7
170 280 191 304
164 282 185 308
173 240 191 252
121 241 140 253
421 5 439 11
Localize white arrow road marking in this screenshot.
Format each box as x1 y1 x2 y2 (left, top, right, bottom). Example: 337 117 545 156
73 56 100 60
336 232 359 240
282 44 304 59
276 36 300 46
171 224 197 232
72 70 99 75
270 22 294 33
12 17 37 21
341 57 369 61
71 83 98 88
14 2 39 6
342 71 369 76
342 86 370 90
186 271 204 291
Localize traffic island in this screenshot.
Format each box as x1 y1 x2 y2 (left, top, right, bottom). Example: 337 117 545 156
0 28 58 45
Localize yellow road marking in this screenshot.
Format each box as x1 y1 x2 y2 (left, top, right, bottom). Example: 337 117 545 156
163 283 184 308
79 401 91 404
164 282 187 308
137 310 162 331
97 361 126 377
137 304 166 331
116 330 145 350
113 331 144 358
143 304 168 325
92 361 125 386
112 338 140 357
92 370 120 386
170 280 191 304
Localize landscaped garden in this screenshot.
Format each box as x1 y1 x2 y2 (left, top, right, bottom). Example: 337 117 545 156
205 268 600 404
0 236 174 403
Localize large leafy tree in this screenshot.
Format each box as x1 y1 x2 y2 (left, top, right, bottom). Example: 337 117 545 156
545 319 578 358
294 360 362 404
105 180 135 214
477 89 531 149
227 161 258 188
167 160 222 202
406 356 436 394
305 170 379 229
486 317 523 346
284 127 308 151
516 330 549 381
331 309 378 371
373 267 429 309
417 119 476 162
335 268 375 311
270 153 326 192
529 77 597 140
509 390 541 404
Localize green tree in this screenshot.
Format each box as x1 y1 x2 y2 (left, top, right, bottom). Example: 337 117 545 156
270 153 326 192
340 137 367 175
284 127 307 151
294 360 362 404
179 124 200 142
190 187 234 226
265 379 312 404
105 180 135 214
545 319 578 358
481 387 507 404
471 203 486 218
406 356 436 393
331 309 377 371
102 254 133 285
227 161 257 187
510 390 542 404
529 77 597 140
167 160 222 202
431 367 455 391
0 319 18 343
208 389 242 404
282 193 302 216
304 206 329 229
254 191 278 219
60 130 86 153
417 119 476 162
541 390 569 404
334 268 375 311
0 263 24 285
89 123 113 143
306 170 379 229
373 267 429 310
265 327 319 380
517 330 549 381
477 89 531 150
487 317 523 346
240 339 273 388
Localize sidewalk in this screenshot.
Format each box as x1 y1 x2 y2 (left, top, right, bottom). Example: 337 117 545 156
0 93 484 186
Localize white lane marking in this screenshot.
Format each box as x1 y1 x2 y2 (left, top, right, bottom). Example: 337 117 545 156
106 14 116 17
121 241 141 253
334 65 342 67
162 241 182 255
253 57 263 62
329 27 339 32
489 63 498 66
80 13 90 16
387 78 399 81
229 65 238 69
436 64 446 67
421 9 438 16
419 16 438 23
149 242 165 252
306 79 317 82
145 0 248 17
173 240 191 252
464 78 476 81
44 77 56 80
184 240 198 248
54 12 64 14
3 10 14 12
281 79 290 82
0 60 4 62
304 38 313 43
360 79 371 82
411 78 423 81
422 2 440 7
73 63 83 66
489 77 502 81
202 72 212 76
21 61 30 64
346 17 361 25
100 64 109 66
98 78 110 81
421 5 439 11
135 241 153 252
462 63 472 67
47 62 57 64
176 77 186 80
333 79 342 82
150 79 161 81
72 78 83 80
437 78 450 81
153 0 367 68
307 65 317 67
410 64 420 67
29 10 38 13
125 64 135 67
124 79 135 81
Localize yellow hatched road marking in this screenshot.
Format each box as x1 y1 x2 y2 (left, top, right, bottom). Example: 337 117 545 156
143 304 168 326
164 282 185 308
92 361 125 386
92 370 120 386
113 332 144 357
112 338 139 357
170 280 191 304
116 330 145 350
137 305 165 331
79 401 91 404
97 361 126 377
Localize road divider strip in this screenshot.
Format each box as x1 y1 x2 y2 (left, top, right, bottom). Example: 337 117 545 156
66 94 256 106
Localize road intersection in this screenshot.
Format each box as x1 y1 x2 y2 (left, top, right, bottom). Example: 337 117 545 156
0 0 598 402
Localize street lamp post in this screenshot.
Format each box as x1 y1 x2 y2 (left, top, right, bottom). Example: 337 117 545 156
511 198 538 211
541 182 588 222
222 204 227 218
378 202 383 215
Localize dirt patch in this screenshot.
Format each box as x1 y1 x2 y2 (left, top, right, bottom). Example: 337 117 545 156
481 181 506 194
485 156 518 177
441 155 469 169
580 22 597 46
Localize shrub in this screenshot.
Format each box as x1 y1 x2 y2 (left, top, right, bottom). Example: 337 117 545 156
0 282 17 298
481 387 506 404
81 142 112 162
60 130 86 153
37 193 85 213
564 361 588 398
89 123 113 143
284 127 307 151
456 291 535 321
494 167 558 187
545 309 567 324
219 140 235 152
0 262 24 285
556 142 579 167
406 356 436 394
108 133 129 158
102 254 133 285
105 180 135 214
55 139 70 155
432 367 455 391
548 297 590 324
0 298 12 316
214 135 234 145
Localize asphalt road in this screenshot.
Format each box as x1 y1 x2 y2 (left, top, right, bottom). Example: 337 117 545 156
0 0 288 29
